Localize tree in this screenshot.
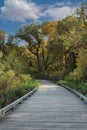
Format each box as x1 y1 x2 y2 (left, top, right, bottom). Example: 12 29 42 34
5 49 27 75
16 22 59 71
16 23 43 71
76 3 87 25
57 16 87 72
0 30 6 53
70 49 87 81
41 21 60 70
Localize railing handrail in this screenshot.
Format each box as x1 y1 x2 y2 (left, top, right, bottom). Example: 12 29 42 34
61 84 87 103
0 87 37 118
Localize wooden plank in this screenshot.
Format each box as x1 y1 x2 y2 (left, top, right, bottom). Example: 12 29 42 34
0 80 87 130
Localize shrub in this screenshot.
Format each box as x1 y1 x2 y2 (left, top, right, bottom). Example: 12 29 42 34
58 78 87 96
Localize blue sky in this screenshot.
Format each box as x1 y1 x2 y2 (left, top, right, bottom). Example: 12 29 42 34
0 0 87 35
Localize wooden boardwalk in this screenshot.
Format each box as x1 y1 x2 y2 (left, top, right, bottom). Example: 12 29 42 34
0 80 87 130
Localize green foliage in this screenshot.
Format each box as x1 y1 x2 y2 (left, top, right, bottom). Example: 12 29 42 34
70 49 87 81
0 49 40 108
58 78 87 96
5 50 27 74
16 12 87 81
0 78 40 108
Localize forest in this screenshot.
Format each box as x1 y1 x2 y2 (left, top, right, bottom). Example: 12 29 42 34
0 4 87 108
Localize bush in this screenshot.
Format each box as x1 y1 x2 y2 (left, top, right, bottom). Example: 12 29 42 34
0 77 40 108
58 78 87 96
0 50 40 108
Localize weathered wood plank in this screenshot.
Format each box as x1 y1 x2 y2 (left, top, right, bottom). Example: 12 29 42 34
0 80 87 130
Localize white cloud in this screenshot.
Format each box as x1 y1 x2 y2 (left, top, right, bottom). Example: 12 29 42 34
44 3 77 20
0 0 78 22
50 1 72 7
1 0 41 22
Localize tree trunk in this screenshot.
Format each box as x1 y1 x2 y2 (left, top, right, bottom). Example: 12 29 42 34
36 48 41 72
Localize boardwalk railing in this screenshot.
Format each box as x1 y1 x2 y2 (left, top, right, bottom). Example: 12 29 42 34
61 84 87 104
0 87 37 118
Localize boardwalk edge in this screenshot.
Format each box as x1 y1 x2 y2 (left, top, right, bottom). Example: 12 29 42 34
0 87 38 119
60 84 87 104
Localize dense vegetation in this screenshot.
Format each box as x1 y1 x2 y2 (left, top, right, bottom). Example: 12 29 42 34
58 78 87 96
0 3 87 108
0 32 40 108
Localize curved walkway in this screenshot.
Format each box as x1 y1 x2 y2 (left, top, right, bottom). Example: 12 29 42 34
0 80 87 130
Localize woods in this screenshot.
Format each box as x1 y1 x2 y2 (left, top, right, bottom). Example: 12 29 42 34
0 3 87 108
16 6 87 81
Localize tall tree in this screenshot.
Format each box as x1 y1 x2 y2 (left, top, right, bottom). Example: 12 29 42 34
16 23 43 71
